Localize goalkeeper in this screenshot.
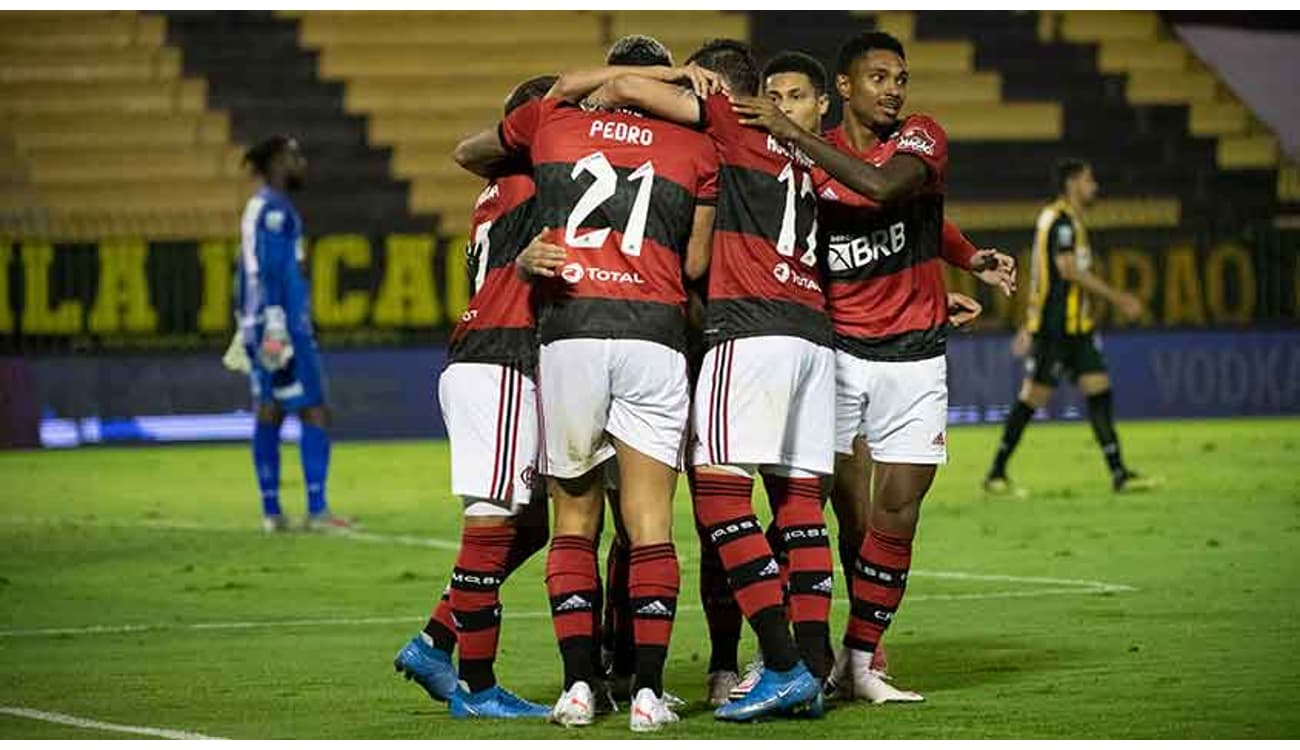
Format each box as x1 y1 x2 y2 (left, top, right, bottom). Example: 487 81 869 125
233 135 352 533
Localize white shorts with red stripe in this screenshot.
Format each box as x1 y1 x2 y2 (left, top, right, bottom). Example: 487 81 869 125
835 351 948 464
691 336 835 475
537 338 690 479
438 362 539 516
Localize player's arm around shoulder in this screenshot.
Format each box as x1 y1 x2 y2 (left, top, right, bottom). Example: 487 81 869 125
453 97 555 178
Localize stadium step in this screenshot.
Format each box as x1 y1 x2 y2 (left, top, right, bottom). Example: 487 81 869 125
156 9 425 234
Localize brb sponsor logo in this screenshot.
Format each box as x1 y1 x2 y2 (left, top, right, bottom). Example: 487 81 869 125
827 221 907 272
772 261 823 293
559 261 645 286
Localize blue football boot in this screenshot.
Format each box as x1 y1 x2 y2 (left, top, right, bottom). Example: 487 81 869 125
450 684 551 719
714 661 821 722
393 636 457 702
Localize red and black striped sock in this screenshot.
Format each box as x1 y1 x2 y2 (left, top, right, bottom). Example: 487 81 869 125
695 517 743 674
845 525 913 654
422 588 456 654
603 534 635 678
694 472 799 672
768 475 834 679
449 525 514 692
629 542 679 697
546 534 599 689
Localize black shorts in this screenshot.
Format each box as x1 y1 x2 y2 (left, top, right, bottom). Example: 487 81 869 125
1026 332 1108 387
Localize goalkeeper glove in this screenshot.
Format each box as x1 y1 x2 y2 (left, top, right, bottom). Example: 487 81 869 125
258 306 295 371
221 330 252 374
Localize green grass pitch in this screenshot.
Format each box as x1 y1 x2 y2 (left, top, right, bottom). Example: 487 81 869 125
2 418 1298 739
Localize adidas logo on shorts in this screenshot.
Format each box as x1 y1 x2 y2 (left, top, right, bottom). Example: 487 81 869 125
812 576 834 594
555 594 591 612
636 599 673 617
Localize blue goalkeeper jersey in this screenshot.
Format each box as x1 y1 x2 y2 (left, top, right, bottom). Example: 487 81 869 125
237 186 313 345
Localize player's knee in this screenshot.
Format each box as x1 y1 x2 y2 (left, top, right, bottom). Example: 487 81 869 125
256 403 284 425
1019 380 1052 409
549 473 603 539
1078 373 1111 396
299 406 330 428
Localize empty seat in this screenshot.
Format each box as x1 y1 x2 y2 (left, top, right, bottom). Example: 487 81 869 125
0 13 166 50
0 48 181 83
1059 11 1160 43
0 79 207 115
914 102 1063 141
24 146 243 185
5 112 231 151
1217 135 1279 170
1096 40 1187 73
1126 70 1218 105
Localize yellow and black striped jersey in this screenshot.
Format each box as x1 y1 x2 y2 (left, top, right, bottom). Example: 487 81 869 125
1025 198 1094 336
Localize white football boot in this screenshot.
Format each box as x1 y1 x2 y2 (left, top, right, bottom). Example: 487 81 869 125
550 680 595 727
830 648 924 704
629 687 680 732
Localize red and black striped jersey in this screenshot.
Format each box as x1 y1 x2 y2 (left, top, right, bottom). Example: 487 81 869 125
500 97 719 352
814 115 950 361
701 94 831 348
447 171 539 372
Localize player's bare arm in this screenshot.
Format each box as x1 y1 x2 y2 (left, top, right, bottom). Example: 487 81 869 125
452 127 512 178
684 204 716 281
587 75 706 127
550 63 724 104
947 291 982 328
971 249 1017 297
942 219 1017 297
731 95 926 202
1055 252 1142 320
514 228 567 279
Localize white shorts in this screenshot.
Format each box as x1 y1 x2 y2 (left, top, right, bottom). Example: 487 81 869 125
692 336 835 475
538 338 690 479
835 352 948 465
438 362 539 516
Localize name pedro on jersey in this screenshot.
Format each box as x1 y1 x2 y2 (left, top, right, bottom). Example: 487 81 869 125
589 119 654 146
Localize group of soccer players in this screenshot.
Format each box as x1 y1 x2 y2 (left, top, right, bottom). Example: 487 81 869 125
224 14 1169 732
373 30 1025 731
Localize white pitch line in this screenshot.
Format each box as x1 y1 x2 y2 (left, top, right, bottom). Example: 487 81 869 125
0 515 1137 639
910 570 1138 592
0 706 227 740
0 581 1134 640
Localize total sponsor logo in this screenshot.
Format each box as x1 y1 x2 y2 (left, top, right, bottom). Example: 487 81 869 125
772 261 823 293
559 261 646 286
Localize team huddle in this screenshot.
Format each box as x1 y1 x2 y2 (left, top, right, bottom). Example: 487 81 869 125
389 31 1018 730
222 23 1162 732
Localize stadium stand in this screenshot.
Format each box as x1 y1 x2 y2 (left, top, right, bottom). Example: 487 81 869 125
0 10 1286 240
284 10 747 233
0 11 243 240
